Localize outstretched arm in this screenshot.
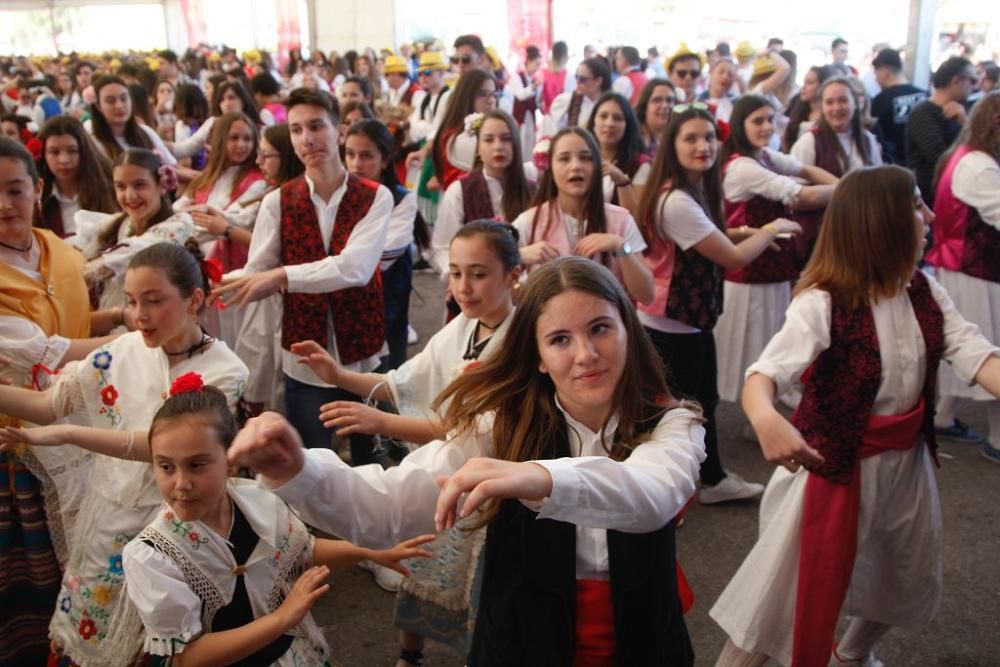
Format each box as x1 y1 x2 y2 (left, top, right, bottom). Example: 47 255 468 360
0 424 150 461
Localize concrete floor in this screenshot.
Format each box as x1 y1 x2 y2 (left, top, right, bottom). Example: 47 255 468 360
311 271 1000 667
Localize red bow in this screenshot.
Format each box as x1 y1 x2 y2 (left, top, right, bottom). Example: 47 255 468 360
169 372 204 396
202 258 224 284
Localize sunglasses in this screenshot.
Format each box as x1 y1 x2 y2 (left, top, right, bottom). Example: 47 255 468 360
451 54 474 65
674 69 701 79
671 101 709 115
418 69 436 77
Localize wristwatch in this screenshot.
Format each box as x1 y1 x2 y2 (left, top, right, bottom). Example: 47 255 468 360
223 223 233 239
614 241 632 257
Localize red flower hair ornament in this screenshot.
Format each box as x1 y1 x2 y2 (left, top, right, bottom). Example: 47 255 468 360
715 119 731 144
169 372 205 396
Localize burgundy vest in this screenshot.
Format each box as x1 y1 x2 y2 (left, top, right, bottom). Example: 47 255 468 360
791 270 943 484
624 69 647 105
567 92 585 127
512 72 538 123
810 127 846 177
459 169 498 222
789 128 842 269
279 175 385 365
665 245 724 331
928 145 1000 284
40 194 66 238
400 82 418 107
722 153 799 284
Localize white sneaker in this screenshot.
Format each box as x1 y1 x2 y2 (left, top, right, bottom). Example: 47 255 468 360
407 325 418 344
358 560 404 592
699 473 764 504
829 647 884 667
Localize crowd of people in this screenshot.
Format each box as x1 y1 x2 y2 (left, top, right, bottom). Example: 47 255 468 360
0 28 998 667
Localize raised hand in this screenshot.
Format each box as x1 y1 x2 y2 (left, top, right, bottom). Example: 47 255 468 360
318 401 385 436
434 458 553 532
228 412 306 486
291 340 341 386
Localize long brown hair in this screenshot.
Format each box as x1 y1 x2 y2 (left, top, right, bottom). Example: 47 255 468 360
796 165 919 309
186 112 260 199
433 257 675 526
527 127 608 258
473 109 531 222
637 105 724 246
935 90 1000 190
431 69 495 182
815 77 874 171
782 65 833 151
38 115 117 214
89 76 154 160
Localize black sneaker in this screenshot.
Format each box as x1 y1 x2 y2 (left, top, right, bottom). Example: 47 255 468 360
934 419 986 444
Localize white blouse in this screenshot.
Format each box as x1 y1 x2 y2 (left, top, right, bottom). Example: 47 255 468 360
790 128 882 172
746 273 999 415
84 120 178 165
951 150 1000 229
173 166 269 248
601 162 650 202
431 174 505 277
723 149 804 206
266 404 706 580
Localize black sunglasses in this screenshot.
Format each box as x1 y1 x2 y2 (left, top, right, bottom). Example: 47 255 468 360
451 54 474 65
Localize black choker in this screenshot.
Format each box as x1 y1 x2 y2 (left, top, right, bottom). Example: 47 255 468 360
0 237 33 253
164 333 215 359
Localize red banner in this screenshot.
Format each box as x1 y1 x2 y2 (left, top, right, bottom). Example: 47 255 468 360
507 0 552 59
275 0 302 70
178 0 208 46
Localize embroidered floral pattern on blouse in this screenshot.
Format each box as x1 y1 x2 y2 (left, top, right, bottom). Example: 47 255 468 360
272 518 293 565
78 617 97 640
58 532 136 644
107 554 123 575
90 345 122 427
165 514 210 551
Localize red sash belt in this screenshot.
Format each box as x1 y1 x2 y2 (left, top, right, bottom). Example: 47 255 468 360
575 579 615 667
791 398 925 666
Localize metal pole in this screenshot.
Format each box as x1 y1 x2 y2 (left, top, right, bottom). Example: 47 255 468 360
904 0 938 89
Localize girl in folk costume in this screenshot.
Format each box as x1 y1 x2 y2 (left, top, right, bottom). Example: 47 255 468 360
714 95 837 406
232 124 305 416
293 223 522 665
544 57 612 137
585 91 650 219
711 166 1000 667
344 119 419 371
36 116 117 244
781 65 834 152
173 112 266 347
251 72 286 126
172 83 211 171
85 76 176 165
635 104 800 505
78 149 195 310
430 70 499 192
431 110 531 276
926 91 1000 463
509 45 544 152
106 383 432 667
170 81 262 167
512 127 654 304
230 257 707 667
789 76 881 267
0 138 123 666
636 78 677 157
0 242 248 667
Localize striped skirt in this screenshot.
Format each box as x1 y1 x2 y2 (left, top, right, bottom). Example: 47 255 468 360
0 453 62 666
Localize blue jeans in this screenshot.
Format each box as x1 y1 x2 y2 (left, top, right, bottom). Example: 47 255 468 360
284 374 378 466
377 252 413 372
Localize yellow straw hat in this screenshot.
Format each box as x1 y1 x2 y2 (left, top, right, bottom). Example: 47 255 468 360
418 51 448 71
384 55 409 75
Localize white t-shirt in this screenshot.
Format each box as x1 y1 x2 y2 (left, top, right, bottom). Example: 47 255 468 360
790 128 882 172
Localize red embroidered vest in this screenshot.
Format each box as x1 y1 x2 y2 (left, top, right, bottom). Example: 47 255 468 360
791 270 943 484
279 175 385 365
666 245 724 331
624 70 647 105
567 92 585 127
459 169 498 222
790 128 842 269
722 153 799 284
927 145 1000 284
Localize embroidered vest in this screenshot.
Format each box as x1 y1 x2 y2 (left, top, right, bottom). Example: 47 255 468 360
512 72 538 123
466 419 694 667
927 145 1000 284
791 270 943 484
811 127 847 177
279 175 385 365
722 153 799 284
567 92 585 127
399 82 418 107
789 128 842 269
624 70 647 105
459 169 497 222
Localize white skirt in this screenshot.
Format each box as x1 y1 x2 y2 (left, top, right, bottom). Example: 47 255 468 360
714 280 791 402
935 268 1000 400
709 443 942 666
234 293 285 410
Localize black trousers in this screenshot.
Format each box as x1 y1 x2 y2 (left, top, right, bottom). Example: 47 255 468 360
644 327 726 485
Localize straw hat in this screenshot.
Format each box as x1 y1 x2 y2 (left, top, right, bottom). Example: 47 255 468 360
752 56 777 78
735 41 756 59
418 51 448 71
384 55 409 75
665 43 702 71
